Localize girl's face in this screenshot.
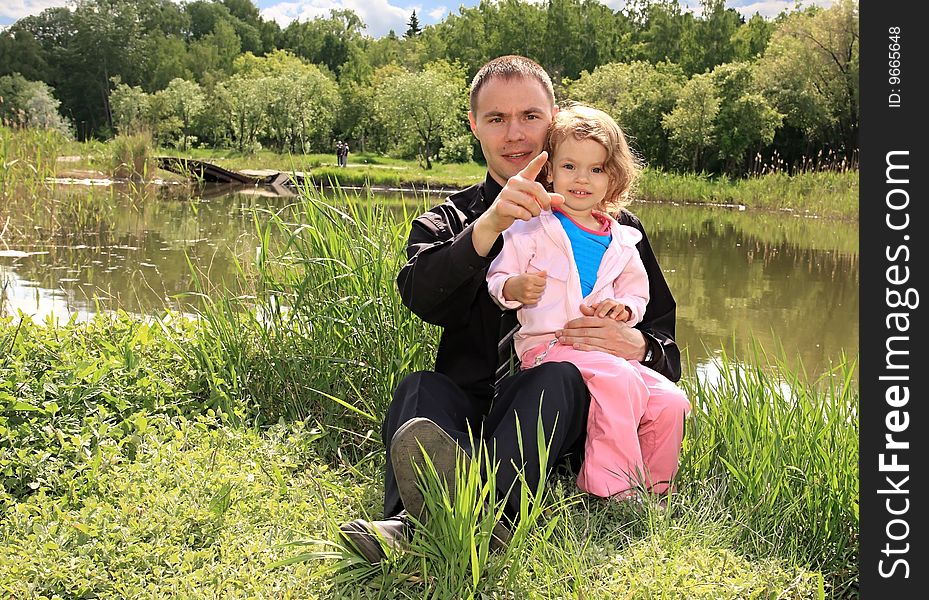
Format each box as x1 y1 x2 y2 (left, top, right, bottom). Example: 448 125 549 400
547 137 610 218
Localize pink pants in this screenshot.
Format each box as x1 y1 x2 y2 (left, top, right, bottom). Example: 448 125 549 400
522 341 690 497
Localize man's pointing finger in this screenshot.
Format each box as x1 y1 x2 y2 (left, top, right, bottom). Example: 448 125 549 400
517 151 548 180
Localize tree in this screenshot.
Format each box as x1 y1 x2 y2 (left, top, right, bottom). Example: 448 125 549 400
280 10 364 77
0 28 48 81
625 0 691 65
753 0 859 160
569 61 686 168
151 78 206 150
139 34 192 91
405 11 422 38
661 73 719 171
374 62 467 169
731 13 774 61
234 50 339 152
0 74 72 135
187 19 241 83
109 81 151 134
709 62 781 173
680 0 740 75
215 74 267 152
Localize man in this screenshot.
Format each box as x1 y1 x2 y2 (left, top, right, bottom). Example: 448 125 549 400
340 55 681 562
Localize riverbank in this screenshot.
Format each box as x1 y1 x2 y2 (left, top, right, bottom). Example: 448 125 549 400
157 148 859 220
1 194 859 597
42 132 859 220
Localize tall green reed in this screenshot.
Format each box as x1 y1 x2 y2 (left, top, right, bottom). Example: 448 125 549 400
109 130 155 181
0 125 64 203
175 182 437 441
678 346 858 596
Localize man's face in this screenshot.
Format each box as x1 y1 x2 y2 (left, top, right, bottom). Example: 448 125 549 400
468 76 557 186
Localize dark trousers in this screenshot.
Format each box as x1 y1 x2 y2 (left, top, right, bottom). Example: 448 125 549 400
381 363 590 520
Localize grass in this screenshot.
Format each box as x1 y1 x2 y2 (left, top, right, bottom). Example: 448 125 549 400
1 181 858 597
638 169 858 220
0 312 853 598
0 125 65 201
109 130 156 181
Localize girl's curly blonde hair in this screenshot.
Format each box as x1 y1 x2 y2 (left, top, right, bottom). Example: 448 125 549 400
540 103 641 216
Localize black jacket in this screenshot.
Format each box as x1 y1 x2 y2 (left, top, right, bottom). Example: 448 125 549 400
396 175 681 403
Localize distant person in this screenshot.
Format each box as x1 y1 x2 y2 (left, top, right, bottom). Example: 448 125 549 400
341 142 350 167
486 104 690 501
335 141 344 167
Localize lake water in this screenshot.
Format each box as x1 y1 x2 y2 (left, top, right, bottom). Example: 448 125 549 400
0 183 858 379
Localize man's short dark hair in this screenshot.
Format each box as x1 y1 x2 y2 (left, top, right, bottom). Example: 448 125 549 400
469 55 555 113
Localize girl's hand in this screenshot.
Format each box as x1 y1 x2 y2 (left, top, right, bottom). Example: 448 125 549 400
502 271 548 305
588 299 631 321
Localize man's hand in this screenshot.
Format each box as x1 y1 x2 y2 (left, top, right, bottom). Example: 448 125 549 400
587 299 631 321
502 271 548 305
472 152 565 256
555 303 648 360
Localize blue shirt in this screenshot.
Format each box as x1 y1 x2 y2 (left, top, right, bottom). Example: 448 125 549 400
553 209 612 297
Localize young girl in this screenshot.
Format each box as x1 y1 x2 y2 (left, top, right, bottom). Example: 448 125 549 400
486 104 690 501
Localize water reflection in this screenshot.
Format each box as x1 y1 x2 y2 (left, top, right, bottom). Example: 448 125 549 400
0 185 858 378
632 203 859 377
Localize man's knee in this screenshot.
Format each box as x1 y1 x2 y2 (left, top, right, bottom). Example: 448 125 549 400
531 361 585 392
508 361 588 418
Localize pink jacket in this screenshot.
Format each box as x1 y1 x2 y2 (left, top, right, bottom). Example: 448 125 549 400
487 210 649 359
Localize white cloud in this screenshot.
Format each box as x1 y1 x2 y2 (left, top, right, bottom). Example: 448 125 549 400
0 1 69 23
428 6 448 21
735 0 834 18
601 0 835 17
261 0 416 37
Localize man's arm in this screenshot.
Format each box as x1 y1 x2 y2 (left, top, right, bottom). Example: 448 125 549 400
397 153 564 328
396 202 500 327
631 214 681 382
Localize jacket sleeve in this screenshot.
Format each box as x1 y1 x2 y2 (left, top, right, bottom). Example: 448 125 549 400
611 248 650 327
486 226 535 310
622 211 682 382
396 203 503 328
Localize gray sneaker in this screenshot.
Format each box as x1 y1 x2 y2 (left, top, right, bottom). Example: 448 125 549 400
390 417 511 550
390 417 465 522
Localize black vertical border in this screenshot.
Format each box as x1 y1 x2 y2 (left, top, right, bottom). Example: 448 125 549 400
860 0 927 596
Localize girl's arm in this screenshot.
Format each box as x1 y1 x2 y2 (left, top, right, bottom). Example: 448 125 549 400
611 248 650 326
486 227 535 309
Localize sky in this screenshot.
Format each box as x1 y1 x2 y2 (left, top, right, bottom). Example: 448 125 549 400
1 0 836 37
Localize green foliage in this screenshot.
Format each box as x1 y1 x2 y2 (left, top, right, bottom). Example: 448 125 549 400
662 73 719 172
637 164 859 220
569 60 686 167
151 78 207 150
753 0 859 159
404 10 422 38
109 81 150 135
374 62 468 169
0 417 353 598
4 0 858 177
0 74 71 136
708 62 782 172
0 314 211 502
0 189 858 594
0 125 65 200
